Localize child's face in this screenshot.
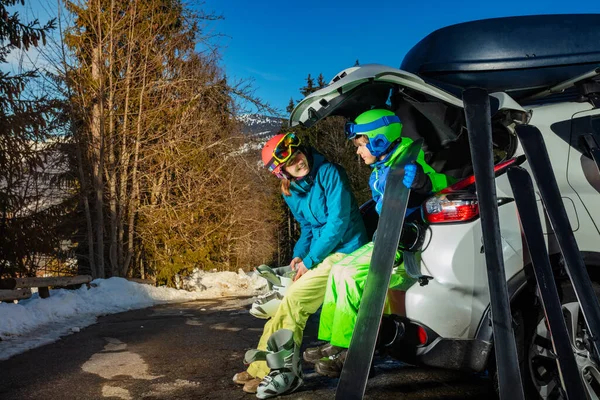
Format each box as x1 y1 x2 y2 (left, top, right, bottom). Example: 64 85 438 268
284 151 310 178
353 136 377 165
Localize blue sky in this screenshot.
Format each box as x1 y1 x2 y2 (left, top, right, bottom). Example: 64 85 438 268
11 0 600 115
200 0 599 115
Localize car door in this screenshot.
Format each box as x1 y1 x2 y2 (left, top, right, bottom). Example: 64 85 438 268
566 110 600 254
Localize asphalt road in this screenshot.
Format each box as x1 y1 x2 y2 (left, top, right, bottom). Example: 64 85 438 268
0 297 495 399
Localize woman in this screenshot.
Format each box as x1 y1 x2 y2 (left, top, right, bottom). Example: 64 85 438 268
233 132 368 399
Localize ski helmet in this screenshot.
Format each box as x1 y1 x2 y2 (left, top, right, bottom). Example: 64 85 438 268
345 109 402 157
261 132 301 178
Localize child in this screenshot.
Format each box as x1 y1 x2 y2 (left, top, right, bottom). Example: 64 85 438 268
304 109 454 377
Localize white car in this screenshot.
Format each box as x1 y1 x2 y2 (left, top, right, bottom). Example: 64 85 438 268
289 15 600 399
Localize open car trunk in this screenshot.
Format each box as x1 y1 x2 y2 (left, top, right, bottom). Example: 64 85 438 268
289 64 523 181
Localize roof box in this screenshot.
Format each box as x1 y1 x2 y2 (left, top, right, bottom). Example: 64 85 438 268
400 14 600 99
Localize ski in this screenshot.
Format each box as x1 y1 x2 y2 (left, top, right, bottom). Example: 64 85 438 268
335 138 423 400
507 166 587 399
515 124 600 360
462 88 525 400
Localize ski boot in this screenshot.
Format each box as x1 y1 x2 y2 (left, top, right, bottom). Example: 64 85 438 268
314 349 348 378
303 342 345 364
244 329 303 399
250 265 294 319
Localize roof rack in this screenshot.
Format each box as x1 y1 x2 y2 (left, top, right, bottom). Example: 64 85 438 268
523 67 600 101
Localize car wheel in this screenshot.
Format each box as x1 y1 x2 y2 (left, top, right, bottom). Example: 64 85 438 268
523 280 600 399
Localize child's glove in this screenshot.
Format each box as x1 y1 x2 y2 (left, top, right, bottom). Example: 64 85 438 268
402 163 418 189
402 162 432 193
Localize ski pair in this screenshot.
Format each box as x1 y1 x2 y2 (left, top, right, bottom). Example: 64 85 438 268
462 89 525 400
459 92 594 399
510 123 600 399
508 166 587 399
457 91 596 399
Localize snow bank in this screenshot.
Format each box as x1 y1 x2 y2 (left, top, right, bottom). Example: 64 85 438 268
180 268 266 293
0 270 267 360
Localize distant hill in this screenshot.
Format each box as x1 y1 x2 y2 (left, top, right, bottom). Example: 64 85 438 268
237 114 286 139
230 114 285 157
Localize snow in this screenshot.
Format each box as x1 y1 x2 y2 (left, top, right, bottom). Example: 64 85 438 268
237 113 282 126
237 113 284 138
0 269 268 361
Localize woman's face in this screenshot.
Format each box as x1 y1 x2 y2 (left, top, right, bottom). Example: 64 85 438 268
283 151 310 178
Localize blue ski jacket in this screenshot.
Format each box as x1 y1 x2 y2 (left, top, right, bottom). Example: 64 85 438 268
284 151 368 269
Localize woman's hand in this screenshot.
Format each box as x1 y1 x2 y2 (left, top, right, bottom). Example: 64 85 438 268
290 257 303 271
293 261 309 281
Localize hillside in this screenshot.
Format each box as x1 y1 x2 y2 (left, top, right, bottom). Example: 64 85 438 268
238 114 285 139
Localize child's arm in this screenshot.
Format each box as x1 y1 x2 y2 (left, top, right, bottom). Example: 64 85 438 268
415 151 456 193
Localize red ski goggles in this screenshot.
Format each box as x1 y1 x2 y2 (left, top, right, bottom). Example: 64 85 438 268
267 133 301 177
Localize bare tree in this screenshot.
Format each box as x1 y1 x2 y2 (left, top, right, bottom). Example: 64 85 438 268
59 0 280 283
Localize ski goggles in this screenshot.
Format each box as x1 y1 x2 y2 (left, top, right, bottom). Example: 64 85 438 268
345 115 401 139
266 133 301 177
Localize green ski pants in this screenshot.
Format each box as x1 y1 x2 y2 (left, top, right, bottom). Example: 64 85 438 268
318 242 415 349
246 252 346 379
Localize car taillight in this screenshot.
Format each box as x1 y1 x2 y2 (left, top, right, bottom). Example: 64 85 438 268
423 193 480 223
417 326 428 345
423 156 523 224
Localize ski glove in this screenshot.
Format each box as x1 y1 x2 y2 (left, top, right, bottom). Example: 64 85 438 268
402 163 417 189
403 162 432 194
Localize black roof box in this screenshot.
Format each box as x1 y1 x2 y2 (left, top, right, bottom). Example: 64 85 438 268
400 14 600 99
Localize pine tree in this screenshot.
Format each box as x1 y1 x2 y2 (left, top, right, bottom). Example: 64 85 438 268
317 73 327 89
286 98 295 114
0 0 59 278
300 74 315 97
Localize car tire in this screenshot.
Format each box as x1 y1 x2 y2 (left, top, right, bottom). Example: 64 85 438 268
519 279 600 399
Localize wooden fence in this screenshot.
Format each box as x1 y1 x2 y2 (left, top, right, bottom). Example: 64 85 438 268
0 275 92 301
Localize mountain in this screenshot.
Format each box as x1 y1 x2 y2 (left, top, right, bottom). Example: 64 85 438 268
237 114 286 139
